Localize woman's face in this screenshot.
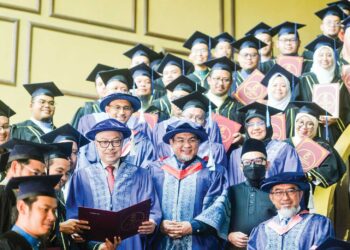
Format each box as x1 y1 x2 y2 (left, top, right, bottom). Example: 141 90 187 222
269 76 289 101
295 115 316 139
316 47 334 70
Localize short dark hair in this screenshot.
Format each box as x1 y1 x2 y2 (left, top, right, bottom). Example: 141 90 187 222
22 196 38 209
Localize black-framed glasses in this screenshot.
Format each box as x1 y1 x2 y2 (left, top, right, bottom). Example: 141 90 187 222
96 139 122 148
241 157 266 166
270 189 301 198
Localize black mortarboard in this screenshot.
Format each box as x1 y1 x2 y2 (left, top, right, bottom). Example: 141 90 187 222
172 91 217 112
305 35 342 52
6 175 62 200
342 15 350 29
23 82 64 98
270 21 306 37
203 56 241 72
241 138 267 157
86 63 114 82
0 100 15 118
328 0 350 11
316 237 350 249
48 142 72 160
231 35 267 50
239 102 282 127
245 22 272 36
123 44 160 62
98 68 133 90
157 53 194 75
150 51 165 72
165 75 206 93
0 151 10 172
183 31 218 50
2 139 55 163
214 32 236 44
290 101 327 118
41 123 90 148
261 63 299 87
130 63 160 80
261 172 310 192
315 5 346 20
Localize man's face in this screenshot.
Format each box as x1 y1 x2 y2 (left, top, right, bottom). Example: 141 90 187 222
18 196 57 237
214 41 233 59
0 116 10 145
95 76 106 99
321 15 341 38
134 75 152 97
95 131 123 165
208 69 232 97
181 107 206 126
189 43 209 66
105 99 133 124
131 55 150 67
48 158 71 190
14 159 46 177
169 132 199 162
237 47 259 70
30 95 55 121
163 65 182 86
246 117 267 140
105 80 129 95
256 33 273 56
277 34 300 55
269 183 303 210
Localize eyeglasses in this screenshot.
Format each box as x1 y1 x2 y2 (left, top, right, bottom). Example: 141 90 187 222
192 49 209 55
323 21 341 27
33 99 55 107
211 77 231 84
182 115 205 124
108 105 133 112
241 157 266 166
22 164 46 176
246 120 265 128
270 188 301 198
239 53 259 59
0 124 10 131
296 120 314 129
278 38 298 43
96 139 122 148
172 137 199 145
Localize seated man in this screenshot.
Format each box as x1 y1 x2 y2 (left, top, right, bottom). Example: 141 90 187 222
248 172 334 250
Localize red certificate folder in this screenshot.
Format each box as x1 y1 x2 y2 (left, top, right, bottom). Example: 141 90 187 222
276 56 303 77
78 199 151 242
212 113 242 151
132 112 158 129
233 69 267 105
271 113 287 140
312 83 340 118
341 65 350 95
295 138 330 172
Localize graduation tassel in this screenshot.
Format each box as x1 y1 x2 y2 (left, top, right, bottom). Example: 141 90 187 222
307 183 315 212
129 131 136 156
266 106 270 127
138 102 146 124
291 75 295 101
333 40 339 74
234 63 238 93
182 59 185 75
207 101 214 169
208 37 212 60
325 110 329 142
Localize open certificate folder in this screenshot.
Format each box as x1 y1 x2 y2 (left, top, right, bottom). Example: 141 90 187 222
78 199 151 242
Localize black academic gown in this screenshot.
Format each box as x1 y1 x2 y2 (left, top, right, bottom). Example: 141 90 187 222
10 120 54 143
0 185 17 234
0 231 33 250
226 181 276 250
148 95 171 122
214 97 245 127
71 100 101 129
186 69 210 90
152 78 166 100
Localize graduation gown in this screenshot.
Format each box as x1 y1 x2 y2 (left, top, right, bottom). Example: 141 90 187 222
294 72 350 146
212 97 245 125
10 120 53 143
66 161 162 250
259 56 312 76
147 155 227 250
152 78 167 100
0 231 33 250
285 137 346 188
227 140 303 186
248 212 334 250
0 184 17 234
149 95 172 122
71 100 101 129
186 69 210 90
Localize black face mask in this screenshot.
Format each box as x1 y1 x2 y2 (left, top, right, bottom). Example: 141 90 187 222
243 164 266 187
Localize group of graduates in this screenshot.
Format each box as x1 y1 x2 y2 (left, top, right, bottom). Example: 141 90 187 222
1 0 350 249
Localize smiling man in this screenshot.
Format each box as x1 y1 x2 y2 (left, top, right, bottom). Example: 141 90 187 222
0 100 16 146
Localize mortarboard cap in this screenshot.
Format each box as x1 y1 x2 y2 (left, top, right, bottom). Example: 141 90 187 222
47 142 73 160
245 22 272 36
130 62 160 80
304 35 342 52
86 63 114 82
261 172 310 192
172 91 217 112
270 21 305 37
261 63 299 87
183 31 218 50
150 51 165 72
290 101 327 118
0 100 15 118
41 123 90 148
123 44 160 62
6 175 62 200
316 237 350 249
99 93 141 112
163 120 208 144
23 82 64 98
203 56 241 72
98 68 133 90
241 138 267 157
328 1 350 11
315 5 346 20
85 118 131 141
231 35 267 50
342 15 350 29
239 102 282 124
214 32 236 44
157 53 194 75
165 75 206 93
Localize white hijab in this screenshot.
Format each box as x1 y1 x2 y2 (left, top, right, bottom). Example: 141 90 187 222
267 73 292 111
310 45 336 84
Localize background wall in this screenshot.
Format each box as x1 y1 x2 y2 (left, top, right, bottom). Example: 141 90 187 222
0 0 330 126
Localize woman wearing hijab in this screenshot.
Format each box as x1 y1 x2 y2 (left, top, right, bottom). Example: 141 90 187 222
295 35 350 146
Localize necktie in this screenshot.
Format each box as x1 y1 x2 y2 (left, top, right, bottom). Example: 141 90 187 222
106 165 115 193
